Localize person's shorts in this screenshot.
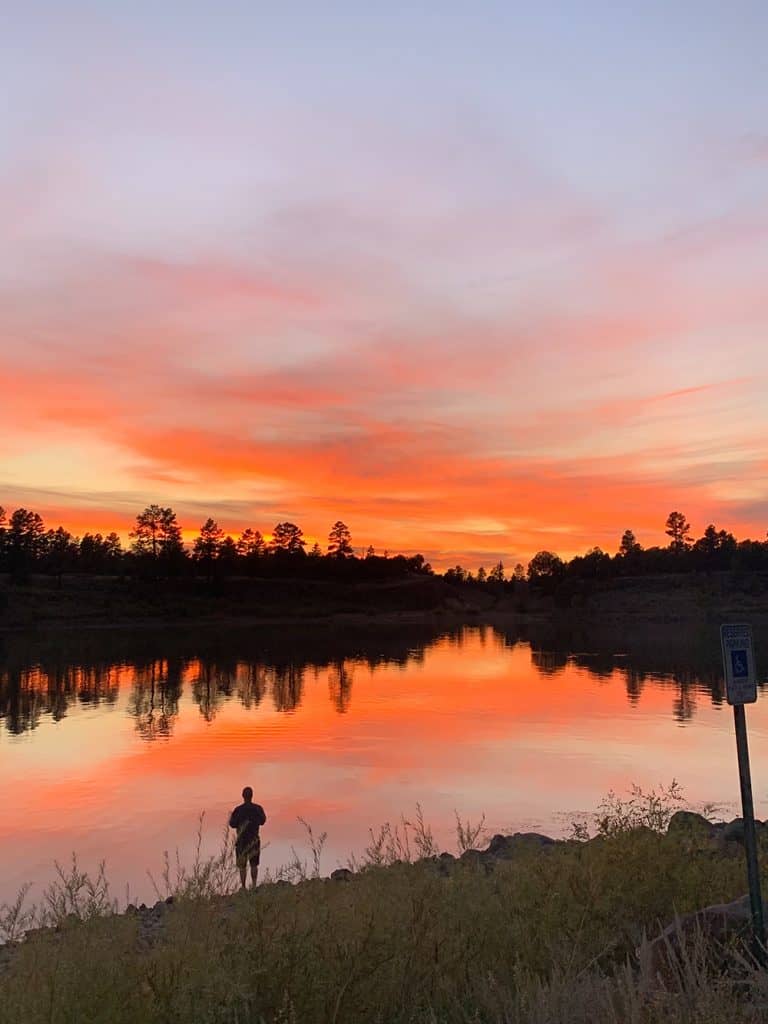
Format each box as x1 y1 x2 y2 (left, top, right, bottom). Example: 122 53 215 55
236 839 261 869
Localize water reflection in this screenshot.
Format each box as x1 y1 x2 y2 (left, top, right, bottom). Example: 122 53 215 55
128 659 183 740
0 662 120 735
0 619 760 737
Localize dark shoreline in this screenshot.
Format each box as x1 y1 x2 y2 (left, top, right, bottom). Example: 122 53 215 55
2 569 768 635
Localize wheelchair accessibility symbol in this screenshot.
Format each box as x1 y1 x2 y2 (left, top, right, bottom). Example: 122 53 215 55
731 650 749 678
721 624 756 705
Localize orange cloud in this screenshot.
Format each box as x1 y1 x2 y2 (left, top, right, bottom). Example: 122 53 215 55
1 218 767 567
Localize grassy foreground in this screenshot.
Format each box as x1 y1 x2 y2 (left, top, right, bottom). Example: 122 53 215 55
3 793 768 1023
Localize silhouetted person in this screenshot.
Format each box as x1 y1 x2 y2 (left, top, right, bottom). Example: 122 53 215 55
229 786 266 889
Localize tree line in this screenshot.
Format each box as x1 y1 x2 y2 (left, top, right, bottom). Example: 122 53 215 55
0 505 431 581
1 504 766 586
444 511 768 593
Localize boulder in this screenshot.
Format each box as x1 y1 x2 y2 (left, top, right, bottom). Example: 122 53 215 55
486 833 556 859
419 852 456 875
330 868 353 882
724 818 746 843
666 811 715 839
459 832 557 869
640 894 767 981
714 817 765 844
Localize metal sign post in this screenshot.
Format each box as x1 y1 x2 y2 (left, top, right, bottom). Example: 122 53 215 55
721 623 765 964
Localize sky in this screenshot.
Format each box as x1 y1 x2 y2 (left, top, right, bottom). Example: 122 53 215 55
1 2 767 568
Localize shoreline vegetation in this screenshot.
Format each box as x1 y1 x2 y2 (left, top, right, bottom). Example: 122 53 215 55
2 570 768 633
3 786 768 1023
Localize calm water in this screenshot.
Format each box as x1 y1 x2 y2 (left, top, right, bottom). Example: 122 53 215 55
1 619 767 906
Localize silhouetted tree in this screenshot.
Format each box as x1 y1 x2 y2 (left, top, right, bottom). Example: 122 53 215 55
44 526 78 582
131 505 182 558
488 560 505 583
130 505 185 575
365 545 375 559
7 508 45 578
271 522 305 554
193 518 224 570
665 511 692 552
476 566 487 583
694 524 736 557
571 546 611 579
218 536 239 575
692 524 737 570
78 532 105 572
444 565 467 583
512 563 526 581
527 550 564 581
75 531 123 574
103 532 123 567
236 528 265 576
407 553 432 575
619 529 642 557
327 520 353 558
236 528 265 559
308 542 322 558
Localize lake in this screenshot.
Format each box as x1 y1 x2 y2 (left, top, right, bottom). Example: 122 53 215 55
1 618 766 907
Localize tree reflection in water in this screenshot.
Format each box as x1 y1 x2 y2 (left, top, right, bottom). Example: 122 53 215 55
0 660 119 735
328 658 354 714
0 619 758 737
127 658 183 740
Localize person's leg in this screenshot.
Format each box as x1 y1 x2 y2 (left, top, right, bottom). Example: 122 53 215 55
239 864 247 888
237 851 247 888
249 840 261 889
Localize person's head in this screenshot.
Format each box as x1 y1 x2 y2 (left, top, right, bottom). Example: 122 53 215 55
242 786 253 803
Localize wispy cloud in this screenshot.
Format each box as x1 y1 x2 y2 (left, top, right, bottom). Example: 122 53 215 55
2 5 767 566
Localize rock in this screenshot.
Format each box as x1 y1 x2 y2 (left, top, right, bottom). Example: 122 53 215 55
724 818 746 843
330 868 353 882
720 818 765 844
485 833 557 859
436 852 455 875
458 833 557 872
667 811 715 839
418 852 456 876
640 893 767 981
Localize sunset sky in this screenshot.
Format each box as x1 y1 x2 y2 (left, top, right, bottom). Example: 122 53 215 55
2 3 767 568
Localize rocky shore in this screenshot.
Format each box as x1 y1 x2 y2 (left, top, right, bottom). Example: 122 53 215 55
5 809 768 1023
3 810 762 969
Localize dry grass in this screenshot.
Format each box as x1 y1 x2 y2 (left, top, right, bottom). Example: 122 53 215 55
2 791 768 1023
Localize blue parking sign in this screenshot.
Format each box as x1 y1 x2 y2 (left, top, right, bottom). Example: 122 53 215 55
721 624 757 705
